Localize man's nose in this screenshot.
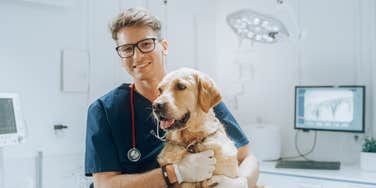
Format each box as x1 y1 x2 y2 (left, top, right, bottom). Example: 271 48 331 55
133 47 144 59
152 102 166 112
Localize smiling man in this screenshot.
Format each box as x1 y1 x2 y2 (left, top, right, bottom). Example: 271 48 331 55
84 7 260 188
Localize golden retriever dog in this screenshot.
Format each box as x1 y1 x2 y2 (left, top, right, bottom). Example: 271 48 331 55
153 68 239 188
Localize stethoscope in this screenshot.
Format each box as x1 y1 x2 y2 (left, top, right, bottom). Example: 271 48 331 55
127 83 166 162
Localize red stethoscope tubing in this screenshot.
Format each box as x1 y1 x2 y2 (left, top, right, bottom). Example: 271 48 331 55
130 83 136 148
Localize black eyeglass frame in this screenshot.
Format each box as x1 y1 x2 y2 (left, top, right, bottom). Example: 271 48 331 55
115 38 159 58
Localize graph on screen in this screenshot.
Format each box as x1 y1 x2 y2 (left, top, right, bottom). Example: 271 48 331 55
295 86 364 132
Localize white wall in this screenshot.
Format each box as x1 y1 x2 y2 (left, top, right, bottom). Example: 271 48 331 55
214 0 376 164
0 0 89 156
0 0 94 187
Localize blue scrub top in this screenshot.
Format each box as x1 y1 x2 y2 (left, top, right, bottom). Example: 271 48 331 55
85 83 249 176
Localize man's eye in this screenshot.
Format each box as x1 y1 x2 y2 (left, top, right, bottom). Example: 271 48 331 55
141 41 152 48
120 46 133 53
176 83 187 90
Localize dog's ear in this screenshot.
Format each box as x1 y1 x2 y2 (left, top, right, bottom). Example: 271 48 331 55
195 72 222 113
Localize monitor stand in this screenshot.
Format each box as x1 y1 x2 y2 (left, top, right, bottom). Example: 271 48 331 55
276 160 341 170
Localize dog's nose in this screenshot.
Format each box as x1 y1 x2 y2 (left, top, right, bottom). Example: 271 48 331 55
152 102 166 112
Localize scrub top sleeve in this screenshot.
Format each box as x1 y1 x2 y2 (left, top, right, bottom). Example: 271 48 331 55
213 101 250 148
85 100 122 176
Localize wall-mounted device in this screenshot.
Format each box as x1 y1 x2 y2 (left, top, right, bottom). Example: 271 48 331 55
0 93 26 187
0 93 26 147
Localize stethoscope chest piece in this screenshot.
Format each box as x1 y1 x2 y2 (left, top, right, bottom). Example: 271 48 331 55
127 147 141 162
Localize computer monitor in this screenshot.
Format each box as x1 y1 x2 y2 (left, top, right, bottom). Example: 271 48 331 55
294 85 365 133
0 93 25 147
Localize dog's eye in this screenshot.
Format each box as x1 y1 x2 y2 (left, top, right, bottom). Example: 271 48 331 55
158 88 163 94
176 83 187 90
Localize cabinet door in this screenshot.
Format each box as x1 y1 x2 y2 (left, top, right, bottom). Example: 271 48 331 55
259 173 328 188
259 173 376 188
258 173 314 188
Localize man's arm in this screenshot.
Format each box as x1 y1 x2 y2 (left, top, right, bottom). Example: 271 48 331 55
237 144 260 188
93 168 170 188
92 150 217 188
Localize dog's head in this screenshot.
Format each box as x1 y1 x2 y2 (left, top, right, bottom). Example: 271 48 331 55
152 68 221 131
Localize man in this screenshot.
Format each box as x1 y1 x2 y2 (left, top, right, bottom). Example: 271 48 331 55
85 7 259 188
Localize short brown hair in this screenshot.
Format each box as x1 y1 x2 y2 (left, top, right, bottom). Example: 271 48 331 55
109 7 162 41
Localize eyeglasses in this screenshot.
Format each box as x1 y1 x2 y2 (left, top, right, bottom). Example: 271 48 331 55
116 38 159 58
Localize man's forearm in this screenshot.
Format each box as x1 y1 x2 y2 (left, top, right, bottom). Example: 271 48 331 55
238 154 260 188
94 168 168 188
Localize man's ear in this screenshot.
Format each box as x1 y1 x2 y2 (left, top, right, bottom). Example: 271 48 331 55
161 39 168 55
195 72 222 113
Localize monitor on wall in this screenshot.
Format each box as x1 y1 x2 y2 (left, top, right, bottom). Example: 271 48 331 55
294 85 365 133
0 93 25 147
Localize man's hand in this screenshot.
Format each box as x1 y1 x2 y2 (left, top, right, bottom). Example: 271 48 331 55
175 150 216 182
207 175 248 188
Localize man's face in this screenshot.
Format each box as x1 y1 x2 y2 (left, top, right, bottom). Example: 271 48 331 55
116 26 168 81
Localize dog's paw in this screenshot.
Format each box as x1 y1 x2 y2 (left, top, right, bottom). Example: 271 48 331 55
207 182 218 188
204 176 221 188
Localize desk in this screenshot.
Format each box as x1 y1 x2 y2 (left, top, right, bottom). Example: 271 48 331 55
258 162 376 188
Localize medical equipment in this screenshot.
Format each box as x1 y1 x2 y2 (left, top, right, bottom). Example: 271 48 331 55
0 93 26 147
276 85 365 170
128 84 142 162
294 86 365 133
226 9 289 44
0 93 26 187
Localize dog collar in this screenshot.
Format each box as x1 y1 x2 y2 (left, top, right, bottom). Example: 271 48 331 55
166 129 219 153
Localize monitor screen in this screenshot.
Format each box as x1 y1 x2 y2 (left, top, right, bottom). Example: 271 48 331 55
0 93 25 147
0 98 17 135
295 86 365 133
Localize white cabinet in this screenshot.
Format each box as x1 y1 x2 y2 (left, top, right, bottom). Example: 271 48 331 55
258 162 376 188
259 173 376 188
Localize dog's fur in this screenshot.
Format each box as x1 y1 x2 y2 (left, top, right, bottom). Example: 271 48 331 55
153 68 239 188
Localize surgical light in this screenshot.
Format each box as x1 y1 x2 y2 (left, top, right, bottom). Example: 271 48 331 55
226 9 289 44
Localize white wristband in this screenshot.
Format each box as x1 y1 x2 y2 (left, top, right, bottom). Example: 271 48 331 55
173 163 183 184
